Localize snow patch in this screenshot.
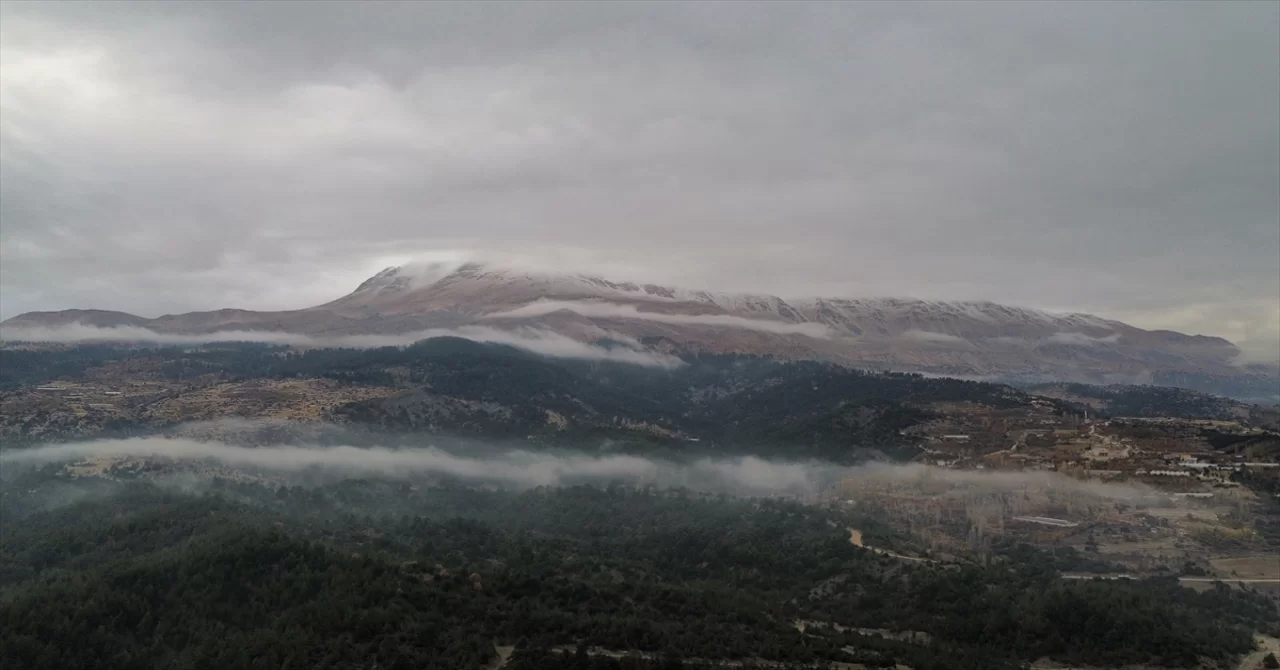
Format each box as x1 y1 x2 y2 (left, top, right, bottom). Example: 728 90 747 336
481 300 834 338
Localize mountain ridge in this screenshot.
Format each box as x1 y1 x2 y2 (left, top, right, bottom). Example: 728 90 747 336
0 262 1220 335
3 263 1274 399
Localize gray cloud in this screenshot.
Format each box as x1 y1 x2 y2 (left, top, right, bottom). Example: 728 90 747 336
1 2 1276 357
0 323 684 367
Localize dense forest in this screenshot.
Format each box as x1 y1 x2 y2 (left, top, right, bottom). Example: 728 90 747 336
3 468 1277 670
0 340 1057 461
1022 382 1257 420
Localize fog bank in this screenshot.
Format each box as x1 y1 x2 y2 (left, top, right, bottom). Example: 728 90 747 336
2 436 1162 502
0 324 683 368
484 300 834 338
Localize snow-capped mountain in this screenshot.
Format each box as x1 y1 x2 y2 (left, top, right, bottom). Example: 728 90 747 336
2 263 1271 397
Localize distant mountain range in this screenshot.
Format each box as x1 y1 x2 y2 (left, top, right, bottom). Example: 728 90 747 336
3 263 1276 400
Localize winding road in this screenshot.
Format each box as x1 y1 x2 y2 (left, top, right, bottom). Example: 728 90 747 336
847 528 937 564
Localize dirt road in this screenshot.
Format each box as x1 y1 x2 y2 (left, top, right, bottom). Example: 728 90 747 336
1062 573 1280 585
847 528 936 564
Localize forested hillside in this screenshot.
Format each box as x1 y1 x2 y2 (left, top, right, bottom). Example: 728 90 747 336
2 471 1276 670
1 340 1057 461
1023 382 1258 420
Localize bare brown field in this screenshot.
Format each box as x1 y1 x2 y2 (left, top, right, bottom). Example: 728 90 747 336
1210 556 1280 580
138 379 396 422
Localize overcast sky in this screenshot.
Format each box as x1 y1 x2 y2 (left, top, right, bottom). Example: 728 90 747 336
1 1 1277 357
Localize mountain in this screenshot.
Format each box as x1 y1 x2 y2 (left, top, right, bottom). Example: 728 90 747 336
2 262 1275 398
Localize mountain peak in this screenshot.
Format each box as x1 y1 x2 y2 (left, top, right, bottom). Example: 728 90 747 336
351 261 473 295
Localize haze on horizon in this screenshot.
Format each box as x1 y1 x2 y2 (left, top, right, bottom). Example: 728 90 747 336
1 1 1277 361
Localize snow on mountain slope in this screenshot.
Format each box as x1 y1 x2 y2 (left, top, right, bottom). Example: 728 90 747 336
2 261 1267 397
315 263 1169 346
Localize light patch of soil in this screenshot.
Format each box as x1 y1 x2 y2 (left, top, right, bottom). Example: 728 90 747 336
1235 634 1280 670
544 410 568 429
1211 556 1280 580
1145 507 1221 523
64 456 129 477
487 644 515 669
848 528 936 564
141 379 395 422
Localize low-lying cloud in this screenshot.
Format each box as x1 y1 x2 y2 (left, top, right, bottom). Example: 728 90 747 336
1230 341 1280 368
896 330 1127 351
0 323 683 368
899 330 971 346
1043 332 1122 346
484 300 834 338
1 435 1170 504
0 438 772 493
985 332 1122 348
